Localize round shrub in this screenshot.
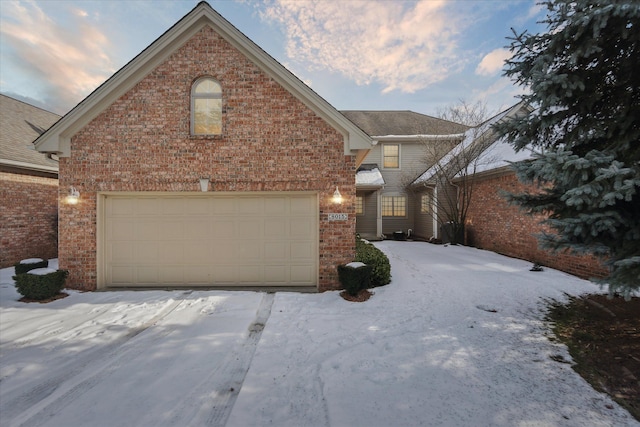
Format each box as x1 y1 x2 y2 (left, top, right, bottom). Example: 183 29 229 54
355 238 391 287
14 258 49 275
13 269 68 301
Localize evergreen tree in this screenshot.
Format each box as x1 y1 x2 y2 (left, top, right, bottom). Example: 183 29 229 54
497 0 640 297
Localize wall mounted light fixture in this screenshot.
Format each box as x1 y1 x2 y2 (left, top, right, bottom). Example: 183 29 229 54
332 186 343 204
66 187 80 205
199 178 210 192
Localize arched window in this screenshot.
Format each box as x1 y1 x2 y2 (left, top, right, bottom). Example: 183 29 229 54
191 77 222 135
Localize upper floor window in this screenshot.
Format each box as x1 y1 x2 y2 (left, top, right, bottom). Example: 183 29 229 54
191 77 222 135
383 144 400 169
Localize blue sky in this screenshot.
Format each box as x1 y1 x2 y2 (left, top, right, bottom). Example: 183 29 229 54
0 0 545 117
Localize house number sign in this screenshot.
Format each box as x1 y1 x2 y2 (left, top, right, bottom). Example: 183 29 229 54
328 213 348 221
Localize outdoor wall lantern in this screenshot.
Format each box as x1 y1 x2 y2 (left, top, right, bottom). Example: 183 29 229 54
66 187 80 205
332 186 343 204
199 178 210 192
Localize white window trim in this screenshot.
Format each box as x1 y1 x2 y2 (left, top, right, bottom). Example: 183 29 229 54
381 193 408 218
381 143 401 170
356 195 365 216
191 77 222 136
420 193 430 214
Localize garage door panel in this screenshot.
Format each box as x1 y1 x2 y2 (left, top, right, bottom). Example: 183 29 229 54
213 198 235 214
213 219 235 238
135 242 158 262
184 242 212 263
109 198 135 216
184 220 211 239
110 266 133 284
103 194 317 287
238 219 262 238
137 266 158 284
137 198 160 215
135 221 159 240
239 265 262 282
264 197 287 214
264 265 287 283
237 244 261 261
158 266 184 284
264 242 287 260
162 198 185 215
109 219 134 240
290 242 313 260
186 266 211 284
238 198 262 214
290 197 315 214
291 265 314 283
290 218 314 237
159 244 183 263
264 218 286 237
163 221 184 240
185 198 210 215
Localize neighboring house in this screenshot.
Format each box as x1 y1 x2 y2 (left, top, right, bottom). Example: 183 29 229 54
342 110 468 240
413 101 608 280
0 94 60 268
34 2 372 292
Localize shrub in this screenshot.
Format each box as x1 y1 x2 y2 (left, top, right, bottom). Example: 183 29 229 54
355 238 391 287
14 259 49 275
13 269 68 301
337 263 372 296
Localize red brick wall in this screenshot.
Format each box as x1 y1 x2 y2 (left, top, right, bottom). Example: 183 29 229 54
0 171 58 268
59 26 356 291
465 171 608 280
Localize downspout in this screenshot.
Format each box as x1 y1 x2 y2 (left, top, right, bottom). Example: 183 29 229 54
376 189 383 239
432 186 438 239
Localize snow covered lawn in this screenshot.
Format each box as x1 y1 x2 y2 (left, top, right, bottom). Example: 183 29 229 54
1 242 637 427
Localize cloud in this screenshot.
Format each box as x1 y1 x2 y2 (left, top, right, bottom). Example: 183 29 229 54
0 1 115 113
475 48 511 76
258 0 467 94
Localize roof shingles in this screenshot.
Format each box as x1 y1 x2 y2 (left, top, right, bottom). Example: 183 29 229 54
1 94 60 171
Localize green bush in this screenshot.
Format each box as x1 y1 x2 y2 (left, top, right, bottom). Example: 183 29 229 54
355 238 391 287
337 263 372 296
14 259 49 275
13 269 68 301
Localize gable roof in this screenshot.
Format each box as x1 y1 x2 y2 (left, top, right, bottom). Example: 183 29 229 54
412 101 531 185
0 94 60 174
341 110 468 138
34 1 372 157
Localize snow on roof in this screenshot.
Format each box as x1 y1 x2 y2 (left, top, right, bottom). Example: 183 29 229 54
412 102 528 185
356 167 385 187
467 136 535 175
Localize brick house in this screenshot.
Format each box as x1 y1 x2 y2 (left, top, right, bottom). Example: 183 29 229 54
0 94 60 268
412 102 608 280
34 2 372 291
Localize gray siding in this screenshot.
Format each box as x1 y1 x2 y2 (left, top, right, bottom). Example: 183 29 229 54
356 191 378 237
413 190 434 239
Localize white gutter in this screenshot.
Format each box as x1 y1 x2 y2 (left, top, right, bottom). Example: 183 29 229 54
371 133 465 142
0 159 59 173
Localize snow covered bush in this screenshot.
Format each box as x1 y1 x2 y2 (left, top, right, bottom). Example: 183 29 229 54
14 258 49 275
337 263 372 296
355 238 391 287
13 269 68 301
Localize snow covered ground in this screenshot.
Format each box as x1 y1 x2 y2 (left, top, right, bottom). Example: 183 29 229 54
1 242 637 427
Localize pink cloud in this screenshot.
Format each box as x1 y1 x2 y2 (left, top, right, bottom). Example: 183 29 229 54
260 0 466 94
1 1 115 113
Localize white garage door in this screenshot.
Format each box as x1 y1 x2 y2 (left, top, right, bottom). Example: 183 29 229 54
101 193 317 288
